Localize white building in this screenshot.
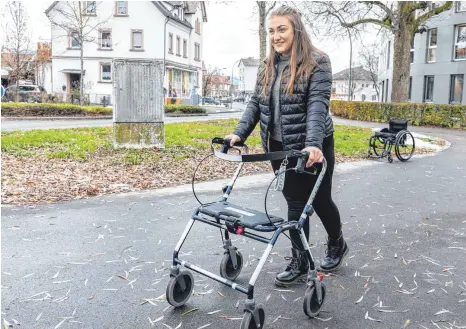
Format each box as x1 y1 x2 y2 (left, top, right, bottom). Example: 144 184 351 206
331 66 379 102
378 1 466 104
45 1 207 105
238 57 260 96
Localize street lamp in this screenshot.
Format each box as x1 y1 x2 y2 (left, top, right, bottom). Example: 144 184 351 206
230 59 241 109
347 27 353 101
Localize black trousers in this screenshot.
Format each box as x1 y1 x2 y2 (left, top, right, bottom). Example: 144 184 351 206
270 134 342 250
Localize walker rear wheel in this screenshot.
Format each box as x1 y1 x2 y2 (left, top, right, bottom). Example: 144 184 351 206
220 250 243 281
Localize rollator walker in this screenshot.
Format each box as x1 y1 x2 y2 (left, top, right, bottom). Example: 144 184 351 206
166 137 328 329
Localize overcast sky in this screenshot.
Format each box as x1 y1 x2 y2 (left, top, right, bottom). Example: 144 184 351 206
2 0 380 77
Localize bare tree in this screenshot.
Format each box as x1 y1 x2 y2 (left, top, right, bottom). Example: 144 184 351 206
293 1 453 103
202 65 224 97
1 1 34 101
358 42 380 100
46 1 110 105
34 42 52 93
257 1 276 63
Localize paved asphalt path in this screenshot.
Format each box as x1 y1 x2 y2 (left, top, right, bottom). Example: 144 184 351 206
0 112 244 132
2 121 465 329
0 103 247 132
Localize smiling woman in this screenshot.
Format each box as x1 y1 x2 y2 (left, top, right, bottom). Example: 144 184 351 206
225 5 348 285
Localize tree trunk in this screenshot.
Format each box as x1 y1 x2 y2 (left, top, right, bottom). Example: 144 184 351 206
391 3 415 103
258 2 267 63
80 46 84 106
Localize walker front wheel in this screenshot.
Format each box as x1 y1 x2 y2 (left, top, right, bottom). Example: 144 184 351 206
303 281 326 318
240 305 265 329
166 270 194 307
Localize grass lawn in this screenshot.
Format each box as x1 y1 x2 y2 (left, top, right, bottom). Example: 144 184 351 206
1 119 372 162
1 120 373 204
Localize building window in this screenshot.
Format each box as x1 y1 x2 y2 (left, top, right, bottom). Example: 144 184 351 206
454 25 466 60
386 41 391 69
131 30 143 50
100 63 112 82
115 1 128 15
371 95 377 101
84 1 96 14
176 36 181 56
385 79 389 102
423 76 434 102
195 18 201 34
456 1 466 12
183 39 187 58
450 74 464 104
381 81 385 102
427 28 437 62
408 76 412 101
168 33 173 54
194 43 200 61
70 31 80 48
361 94 366 101
99 30 112 49
410 37 415 64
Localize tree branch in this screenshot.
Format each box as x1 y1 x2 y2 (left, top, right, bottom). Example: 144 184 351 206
365 1 395 23
343 17 394 31
415 1 453 26
265 1 277 16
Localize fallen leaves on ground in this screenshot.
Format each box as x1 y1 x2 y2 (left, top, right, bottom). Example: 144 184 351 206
1 149 361 205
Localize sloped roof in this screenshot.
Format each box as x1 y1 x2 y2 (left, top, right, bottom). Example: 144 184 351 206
332 66 376 81
44 1 204 27
240 57 260 67
152 2 192 28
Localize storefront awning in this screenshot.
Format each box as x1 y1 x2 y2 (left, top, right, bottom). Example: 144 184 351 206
165 66 198 73
60 69 84 74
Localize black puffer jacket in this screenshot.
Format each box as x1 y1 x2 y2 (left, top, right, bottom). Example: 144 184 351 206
233 51 334 152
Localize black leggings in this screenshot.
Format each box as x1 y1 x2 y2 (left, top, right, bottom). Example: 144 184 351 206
270 134 341 250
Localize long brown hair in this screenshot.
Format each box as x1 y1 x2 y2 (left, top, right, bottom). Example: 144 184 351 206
261 5 320 95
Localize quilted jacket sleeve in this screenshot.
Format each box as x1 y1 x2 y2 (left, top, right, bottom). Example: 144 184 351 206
232 70 262 142
305 53 332 150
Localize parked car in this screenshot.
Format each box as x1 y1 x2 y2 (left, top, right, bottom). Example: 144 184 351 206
202 97 220 105
4 84 46 102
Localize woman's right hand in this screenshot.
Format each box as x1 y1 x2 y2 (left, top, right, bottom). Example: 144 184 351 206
224 134 241 147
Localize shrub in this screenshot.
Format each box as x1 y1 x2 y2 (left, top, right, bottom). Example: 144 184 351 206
1 102 206 116
330 100 466 128
164 104 206 114
1 102 111 116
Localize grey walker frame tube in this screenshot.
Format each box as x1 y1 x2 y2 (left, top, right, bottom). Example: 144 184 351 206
171 152 327 304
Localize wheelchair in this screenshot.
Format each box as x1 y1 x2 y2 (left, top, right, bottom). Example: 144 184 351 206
166 137 328 329
368 119 415 163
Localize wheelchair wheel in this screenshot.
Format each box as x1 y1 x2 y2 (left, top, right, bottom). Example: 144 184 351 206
220 250 243 280
303 282 326 318
240 305 265 329
369 135 386 157
395 131 415 162
166 270 194 307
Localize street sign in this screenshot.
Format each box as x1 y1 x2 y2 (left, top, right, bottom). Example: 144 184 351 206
1 86 4 98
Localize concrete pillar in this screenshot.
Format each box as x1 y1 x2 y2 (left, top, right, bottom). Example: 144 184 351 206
112 59 165 148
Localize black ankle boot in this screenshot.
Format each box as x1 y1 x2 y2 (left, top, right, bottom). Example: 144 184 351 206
320 232 349 272
274 248 309 287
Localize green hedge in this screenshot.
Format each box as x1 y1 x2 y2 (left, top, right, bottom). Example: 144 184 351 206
164 104 206 114
1 103 112 117
331 100 466 128
1 103 206 116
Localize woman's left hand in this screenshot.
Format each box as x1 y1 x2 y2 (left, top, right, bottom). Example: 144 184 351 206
301 146 323 167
